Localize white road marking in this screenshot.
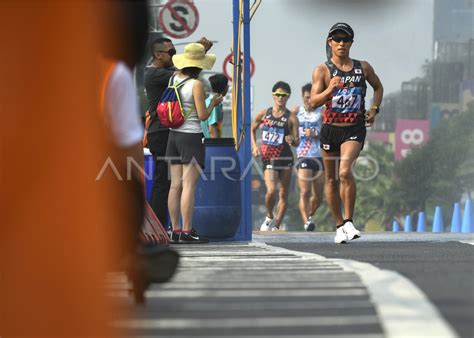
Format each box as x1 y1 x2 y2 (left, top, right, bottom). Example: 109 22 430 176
171 274 359 281
110 288 367 298
260 243 458 338
334 259 458 338
131 336 383 338
158 281 364 289
113 315 379 329
144 299 373 312
174 265 342 271
131 335 383 338
458 240 474 245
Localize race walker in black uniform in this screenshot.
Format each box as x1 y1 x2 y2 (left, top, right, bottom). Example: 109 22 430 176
260 108 294 170
251 81 299 231
310 22 384 244
320 58 368 151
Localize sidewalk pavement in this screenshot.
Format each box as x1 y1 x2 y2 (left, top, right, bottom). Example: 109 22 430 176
110 241 384 337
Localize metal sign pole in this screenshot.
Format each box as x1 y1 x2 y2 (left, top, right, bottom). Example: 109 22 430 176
233 0 252 241
241 0 252 241
232 0 242 240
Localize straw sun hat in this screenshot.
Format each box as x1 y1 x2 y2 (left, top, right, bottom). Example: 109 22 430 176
172 43 216 70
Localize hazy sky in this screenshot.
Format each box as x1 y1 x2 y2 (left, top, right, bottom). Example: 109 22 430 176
170 0 434 113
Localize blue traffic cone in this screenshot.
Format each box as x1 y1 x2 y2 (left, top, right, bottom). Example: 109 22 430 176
404 215 413 232
392 220 400 232
416 212 426 232
450 203 462 233
432 206 444 232
461 200 472 233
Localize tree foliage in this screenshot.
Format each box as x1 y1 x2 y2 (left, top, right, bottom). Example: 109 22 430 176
354 142 405 229
395 103 474 224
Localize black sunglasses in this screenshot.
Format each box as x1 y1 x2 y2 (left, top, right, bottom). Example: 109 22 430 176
157 48 177 56
330 36 353 43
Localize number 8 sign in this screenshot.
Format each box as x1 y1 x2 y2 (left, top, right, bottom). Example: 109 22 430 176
395 119 430 161
401 128 424 145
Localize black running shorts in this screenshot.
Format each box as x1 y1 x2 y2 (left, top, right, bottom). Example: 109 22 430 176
262 158 293 171
320 124 366 152
296 157 324 172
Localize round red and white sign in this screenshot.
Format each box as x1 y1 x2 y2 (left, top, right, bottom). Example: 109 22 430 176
159 0 199 39
223 53 255 81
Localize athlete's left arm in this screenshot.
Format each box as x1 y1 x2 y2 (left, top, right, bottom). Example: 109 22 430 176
287 113 300 147
362 61 384 126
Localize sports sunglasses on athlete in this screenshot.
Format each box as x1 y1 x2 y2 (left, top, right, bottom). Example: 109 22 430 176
157 48 177 56
330 36 353 43
273 92 290 97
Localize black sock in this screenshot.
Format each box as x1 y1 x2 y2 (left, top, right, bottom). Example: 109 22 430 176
336 223 345 229
343 218 353 224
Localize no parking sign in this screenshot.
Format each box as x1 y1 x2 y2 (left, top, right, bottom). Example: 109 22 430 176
223 52 255 81
159 0 199 39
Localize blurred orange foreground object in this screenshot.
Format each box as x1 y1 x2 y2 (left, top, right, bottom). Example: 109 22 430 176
0 2 126 336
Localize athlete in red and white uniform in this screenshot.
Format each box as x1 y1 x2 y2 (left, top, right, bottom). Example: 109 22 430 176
251 81 299 231
310 22 384 244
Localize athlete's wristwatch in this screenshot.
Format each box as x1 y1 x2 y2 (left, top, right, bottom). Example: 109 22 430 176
370 105 380 114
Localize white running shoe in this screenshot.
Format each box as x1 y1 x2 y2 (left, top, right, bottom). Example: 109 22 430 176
260 216 274 231
334 226 349 244
270 225 280 231
304 217 315 231
343 221 361 241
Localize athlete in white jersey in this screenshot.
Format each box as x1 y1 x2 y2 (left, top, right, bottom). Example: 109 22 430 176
292 83 324 231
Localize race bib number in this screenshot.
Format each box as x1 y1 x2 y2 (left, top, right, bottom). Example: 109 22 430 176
331 87 362 114
262 126 284 146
